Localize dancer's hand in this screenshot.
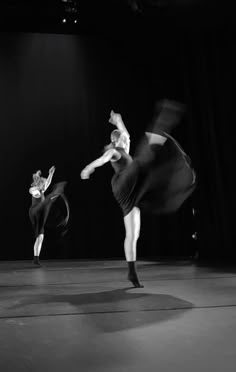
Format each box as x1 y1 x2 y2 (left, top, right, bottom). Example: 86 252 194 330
80 166 94 179
49 166 56 174
109 110 122 126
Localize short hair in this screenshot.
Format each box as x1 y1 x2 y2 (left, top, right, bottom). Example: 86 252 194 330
31 170 42 187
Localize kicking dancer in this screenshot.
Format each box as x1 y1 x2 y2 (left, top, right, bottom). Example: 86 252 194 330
81 103 196 287
29 166 68 266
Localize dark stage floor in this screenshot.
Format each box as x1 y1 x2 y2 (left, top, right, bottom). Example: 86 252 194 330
0 259 236 372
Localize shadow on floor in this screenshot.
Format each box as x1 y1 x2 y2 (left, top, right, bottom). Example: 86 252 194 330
5 288 194 332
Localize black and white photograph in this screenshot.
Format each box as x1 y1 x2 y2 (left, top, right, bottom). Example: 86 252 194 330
0 1 235 371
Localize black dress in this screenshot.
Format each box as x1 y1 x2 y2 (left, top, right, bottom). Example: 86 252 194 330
111 133 196 217
29 182 67 237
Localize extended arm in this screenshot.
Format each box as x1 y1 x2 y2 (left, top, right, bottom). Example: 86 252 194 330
43 166 55 192
109 110 130 138
81 149 120 179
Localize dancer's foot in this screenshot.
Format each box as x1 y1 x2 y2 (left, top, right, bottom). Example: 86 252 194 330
127 261 144 288
145 132 167 145
128 273 144 288
150 99 185 134
33 256 41 266
52 181 67 195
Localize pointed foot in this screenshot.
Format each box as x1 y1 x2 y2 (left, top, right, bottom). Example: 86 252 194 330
128 274 144 288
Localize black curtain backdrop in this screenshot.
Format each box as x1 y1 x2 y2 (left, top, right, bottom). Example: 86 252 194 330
0 24 235 261
120 21 236 262
180 28 235 261
0 31 152 260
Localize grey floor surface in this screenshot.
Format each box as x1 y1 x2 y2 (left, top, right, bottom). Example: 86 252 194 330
0 259 236 372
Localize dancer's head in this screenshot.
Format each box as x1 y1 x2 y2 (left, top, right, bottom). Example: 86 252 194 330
31 170 44 188
111 130 130 152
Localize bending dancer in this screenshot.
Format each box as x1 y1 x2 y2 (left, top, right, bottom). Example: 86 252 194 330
29 166 67 266
81 104 196 287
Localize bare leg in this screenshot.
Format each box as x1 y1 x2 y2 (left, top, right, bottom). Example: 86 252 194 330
124 207 143 287
33 234 44 266
33 237 39 257
124 207 140 261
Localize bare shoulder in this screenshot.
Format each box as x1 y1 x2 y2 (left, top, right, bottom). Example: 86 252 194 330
105 148 121 162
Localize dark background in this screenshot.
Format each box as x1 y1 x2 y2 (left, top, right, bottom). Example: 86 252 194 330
0 0 235 261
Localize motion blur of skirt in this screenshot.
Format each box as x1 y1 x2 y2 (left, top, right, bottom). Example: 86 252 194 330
29 182 68 237
111 134 196 217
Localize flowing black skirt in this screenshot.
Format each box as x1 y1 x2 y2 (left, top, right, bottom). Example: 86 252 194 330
29 182 69 237
111 138 196 217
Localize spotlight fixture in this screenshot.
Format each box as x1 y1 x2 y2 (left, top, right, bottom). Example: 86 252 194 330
61 0 78 15
61 0 78 24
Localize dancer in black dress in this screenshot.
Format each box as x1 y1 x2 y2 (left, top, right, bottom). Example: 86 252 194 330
29 166 68 266
81 103 196 287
